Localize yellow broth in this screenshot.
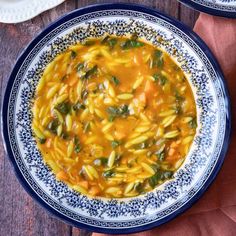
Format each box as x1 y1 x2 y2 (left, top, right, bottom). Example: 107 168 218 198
32 35 197 198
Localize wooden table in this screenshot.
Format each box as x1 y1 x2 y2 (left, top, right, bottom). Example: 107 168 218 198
0 1 199 235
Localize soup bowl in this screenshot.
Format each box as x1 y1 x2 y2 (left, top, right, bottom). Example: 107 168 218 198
1 3 231 234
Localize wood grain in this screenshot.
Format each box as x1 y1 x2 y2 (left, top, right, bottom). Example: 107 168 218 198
0 1 198 235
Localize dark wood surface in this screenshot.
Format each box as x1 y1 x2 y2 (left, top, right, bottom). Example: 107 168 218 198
0 1 199 235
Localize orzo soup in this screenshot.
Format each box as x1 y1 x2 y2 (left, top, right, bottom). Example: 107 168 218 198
32 35 197 198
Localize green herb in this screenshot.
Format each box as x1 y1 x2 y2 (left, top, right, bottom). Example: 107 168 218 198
111 140 121 148
81 65 98 80
115 154 122 164
151 50 164 68
107 106 119 115
148 139 156 147
74 136 81 153
119 104 129 115
103 169 115 178
79 169 86 179
101 35 110 44
152 74 159 82
148 170 174 188
77 63 84 72
160 76 167 86
163 171 173 179
148 172 162 188
108 115 115 122
172 64 180 71
39 138 46 144
131 34 138 41
189 117 197 129
134 182 143 193
121 34 144 50
134 142 147 149
107 104 129 119
74 136 79 145
47 119 59 134
152 73 167 86
156 150 165 161
73 102 86 111
81 90 89 100
71 50 77 59
174 91 184 114
61 131 69 140
151 164 160 172
175 91 184 102
55 102 71 115
108 38 118 48
94 157 108 166
61 75 68 81
111 76 120 86
98 83 105 90
83 122 90 133
121 39 144 50
101 36 118 49
75 144 81 153
174 104 182 114
83 40 95 46
99 157 108 165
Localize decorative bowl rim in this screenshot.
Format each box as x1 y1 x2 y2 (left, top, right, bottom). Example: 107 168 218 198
179 0 236 18
1 3 231 234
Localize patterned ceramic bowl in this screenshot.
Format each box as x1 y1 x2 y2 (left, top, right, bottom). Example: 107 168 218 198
2 3 231 234
179 0 236 18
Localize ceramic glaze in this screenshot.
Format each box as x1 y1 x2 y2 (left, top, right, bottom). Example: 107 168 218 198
179 0 236 17
2 4 231 234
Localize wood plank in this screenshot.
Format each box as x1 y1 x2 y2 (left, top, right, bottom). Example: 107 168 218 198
76 0 179 18
73 227 92 236
179 2 199 28
40 0 76 26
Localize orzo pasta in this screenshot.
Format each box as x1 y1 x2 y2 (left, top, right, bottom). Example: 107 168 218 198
32 35 197 198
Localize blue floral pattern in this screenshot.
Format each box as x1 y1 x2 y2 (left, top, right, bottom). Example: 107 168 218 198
5 9 228 230
190 0 236 11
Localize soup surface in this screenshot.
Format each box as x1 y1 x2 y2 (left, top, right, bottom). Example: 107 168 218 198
32 35 197 198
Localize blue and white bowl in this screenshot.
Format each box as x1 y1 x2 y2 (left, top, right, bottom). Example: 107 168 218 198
179 0 236 18
1 3 231 234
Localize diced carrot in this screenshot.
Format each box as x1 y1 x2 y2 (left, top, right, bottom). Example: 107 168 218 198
168 148 176 156
170 141 179 148
115 130 126 140
119 85 127 93
45 138 52 148
56 171 68 181
138 93 146 106
144 80 156 94
166 154 180 163
176 140 181 145
153 92 158 97
68 76 78 86
89 186 101 196
145 110 154 121
121 156 128 165
79 180 89 190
